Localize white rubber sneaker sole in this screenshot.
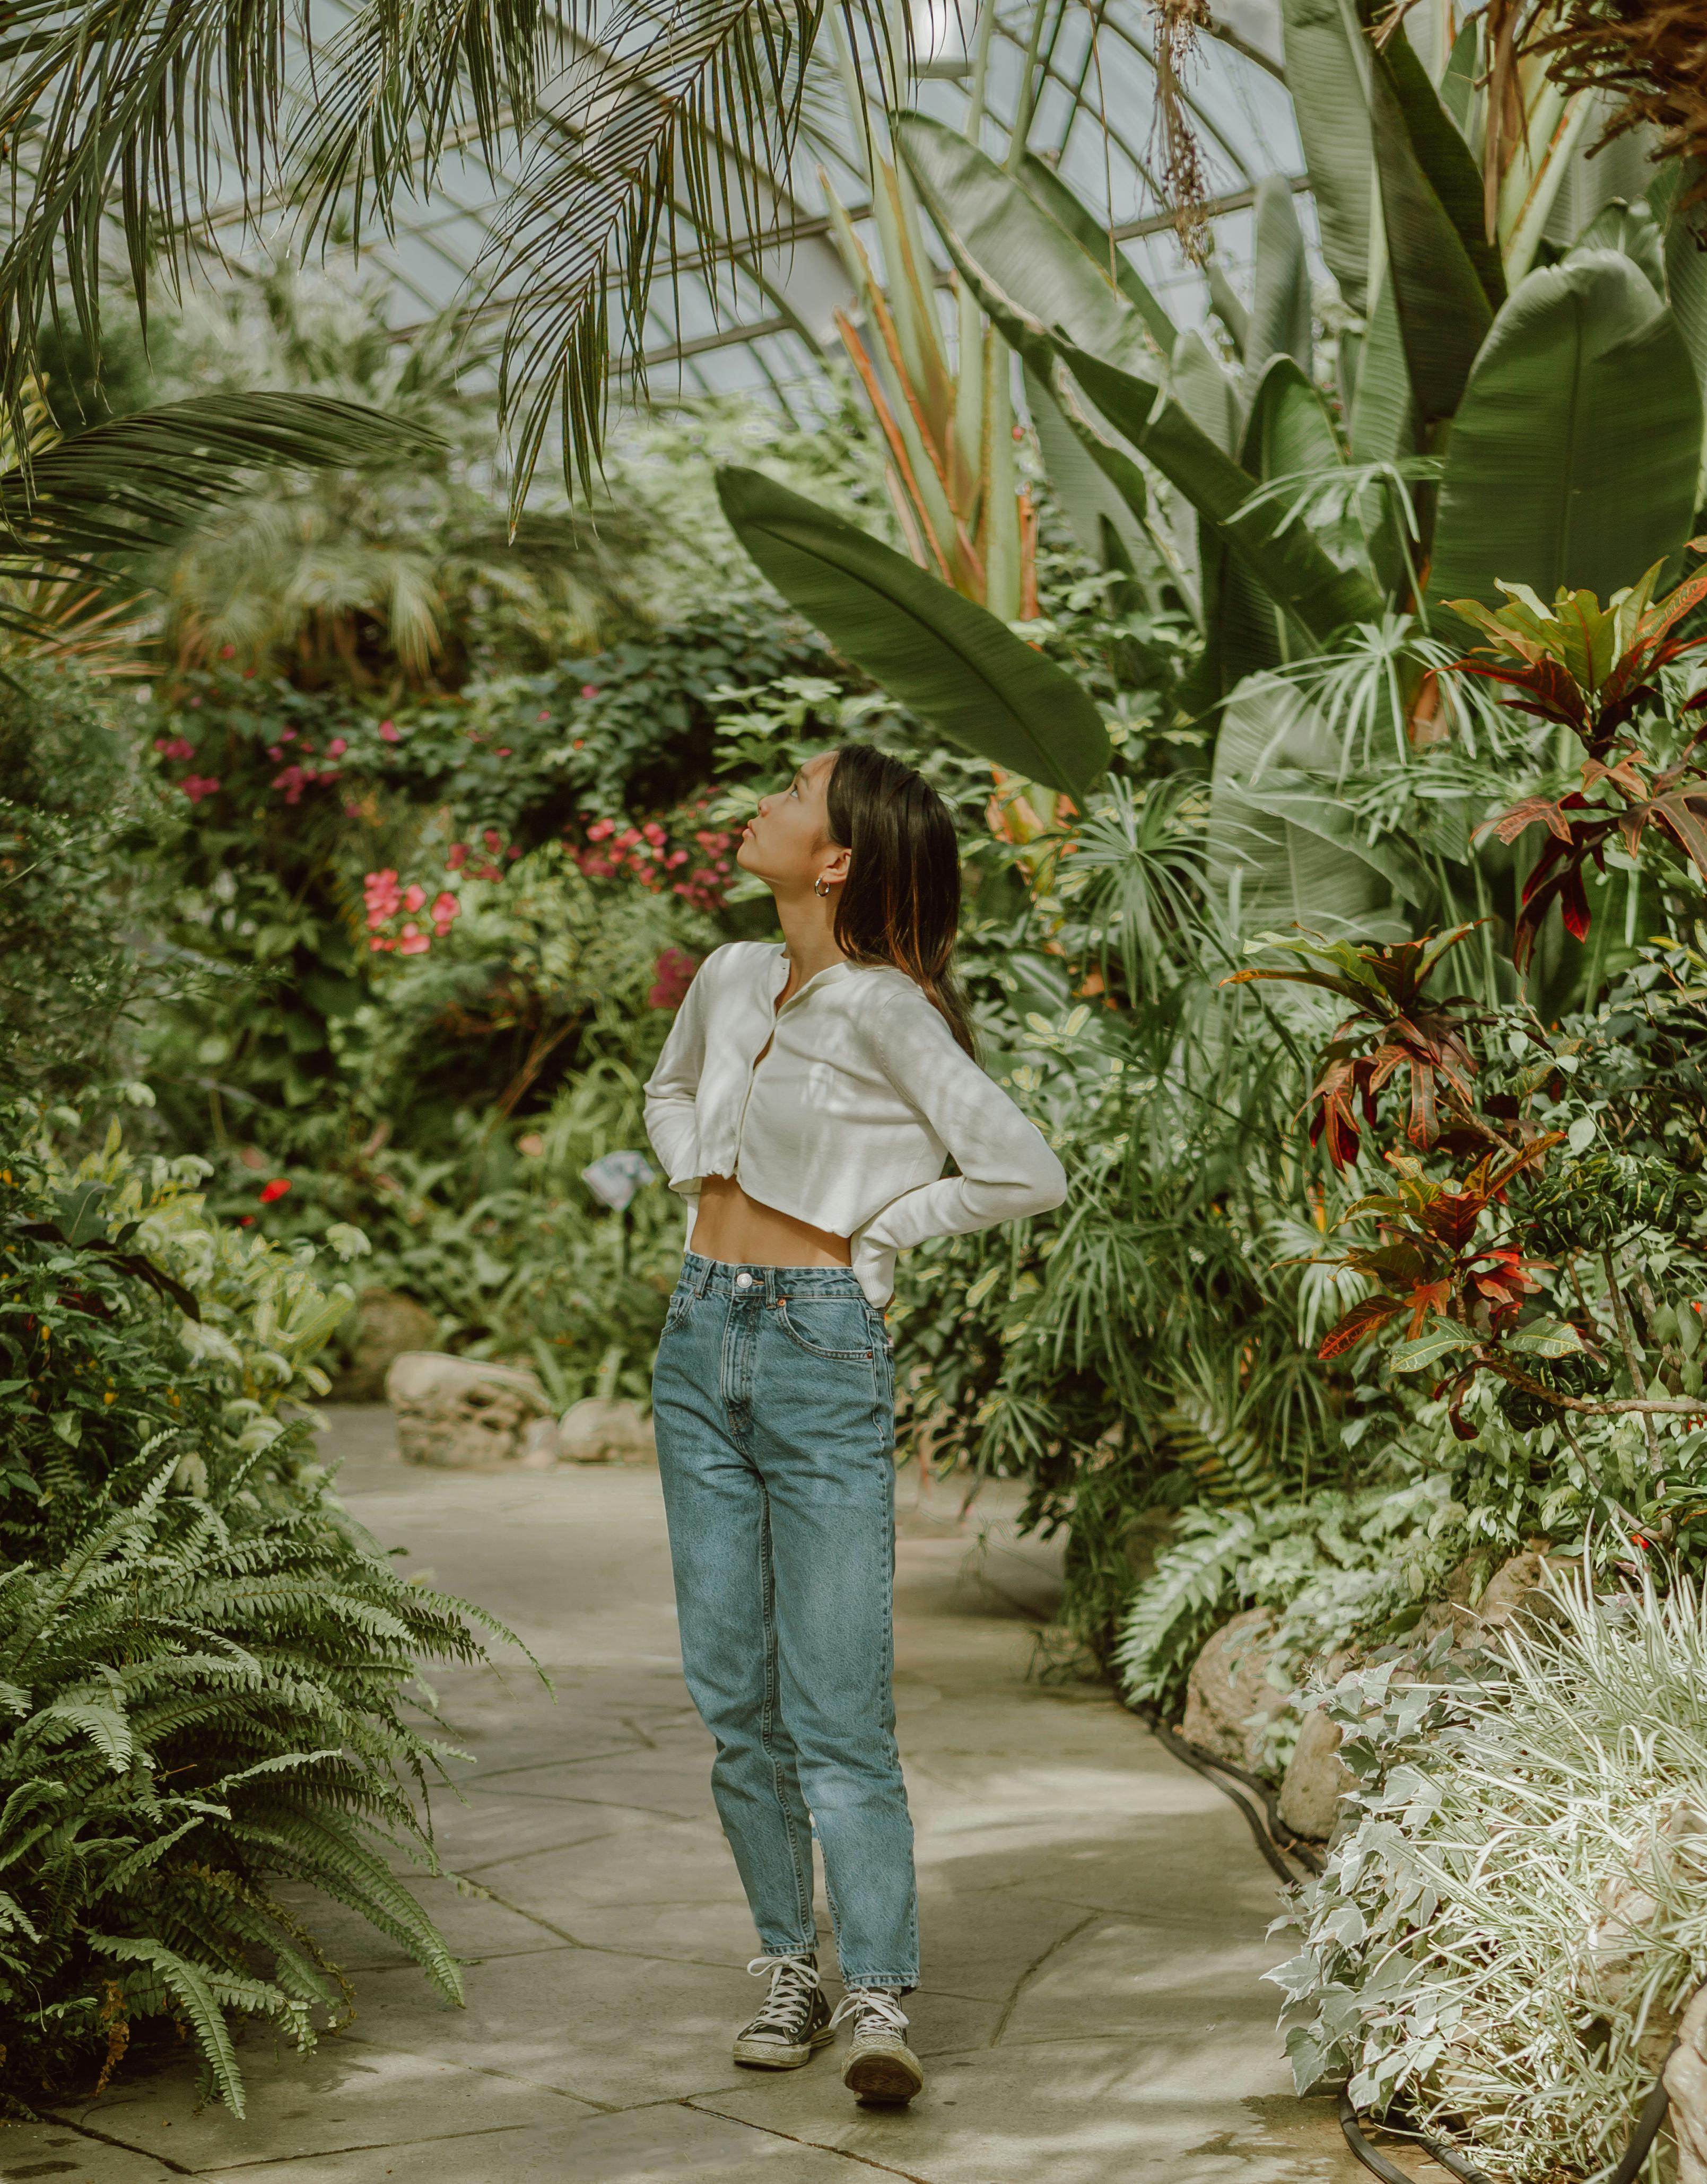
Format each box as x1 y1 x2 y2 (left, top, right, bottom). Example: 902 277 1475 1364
733 2022 836 2069
842 2039 925 2104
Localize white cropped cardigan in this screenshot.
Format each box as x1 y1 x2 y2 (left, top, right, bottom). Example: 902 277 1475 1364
642 941 1068 1305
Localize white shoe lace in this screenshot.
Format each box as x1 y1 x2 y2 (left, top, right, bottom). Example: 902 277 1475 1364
829 1987 910 2040
745 1953 821 2034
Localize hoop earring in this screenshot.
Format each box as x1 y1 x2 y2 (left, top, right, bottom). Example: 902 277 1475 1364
815 876 832 898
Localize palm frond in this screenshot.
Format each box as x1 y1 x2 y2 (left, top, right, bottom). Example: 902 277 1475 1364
488 0 865 497
0 394 439 633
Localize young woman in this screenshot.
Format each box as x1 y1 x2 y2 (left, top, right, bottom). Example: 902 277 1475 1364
642 743 1066 2108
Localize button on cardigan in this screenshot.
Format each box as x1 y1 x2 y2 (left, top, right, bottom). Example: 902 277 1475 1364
642 941 1068 1306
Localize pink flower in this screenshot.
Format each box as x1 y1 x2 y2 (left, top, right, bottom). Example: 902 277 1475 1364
328 738 347 757
666 849 688 868
181 775 221 803
363 869 403 927
259 1177 291 1204
403 883 426 914
430 891 460 937
496 747 513 757
220 643 237 659
642 822 666 847
369 936 395 953
378 719 400 743
280 729 296 742
153 736 195 761
483 828 502 853
537 710 551 722
447 843 469 871
345 800 362 818
187 695 202 709
272 764 309 805
267 745 284 761
586 818 615 842
648 948 700 1010
580 684 598 699
398 923 430 955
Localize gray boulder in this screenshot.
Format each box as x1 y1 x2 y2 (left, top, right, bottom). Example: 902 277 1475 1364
385 1352 550 1467
1181 1608 1288 1772
1278 1703 1355 1841
558 1397 656 1464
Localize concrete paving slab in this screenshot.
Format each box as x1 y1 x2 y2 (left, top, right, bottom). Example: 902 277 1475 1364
694 2036 1363 2184
59 2043 593 2170
197 2098 891 2183
48 1414 1355 2181
0 2125 180 2182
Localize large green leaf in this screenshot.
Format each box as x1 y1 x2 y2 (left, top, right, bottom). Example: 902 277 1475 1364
1570 198 1665 296
1169 329 1242 456
1208 674 1413 936
1205 359 1348 697
1279 0 1373 314
1426 252 1703 621
1249 177 1312 377
1658 161 1707 483
1357 0 1503 421
895 113 1153 374
716 466 1110 797
1023 361 1147 570
1015 151 1177 356
1060 345 1384 642
1347 280 1418 467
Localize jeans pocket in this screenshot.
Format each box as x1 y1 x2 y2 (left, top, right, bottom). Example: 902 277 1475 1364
661 1283 697 1336
775 1294 876 1361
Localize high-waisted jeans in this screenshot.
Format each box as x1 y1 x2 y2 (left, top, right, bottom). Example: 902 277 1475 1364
651 1251 919 1990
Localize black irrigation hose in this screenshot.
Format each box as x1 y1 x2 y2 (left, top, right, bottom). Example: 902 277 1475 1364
1136 1702 1689 2184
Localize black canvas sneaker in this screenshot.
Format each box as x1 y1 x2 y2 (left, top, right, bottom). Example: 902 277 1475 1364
830 1987 925 2104
732 1952 833 2068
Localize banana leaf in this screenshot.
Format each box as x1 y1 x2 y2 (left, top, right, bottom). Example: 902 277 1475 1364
1279 0 1373 315
1248 178 1312 377
1208 673 1414 936
1014 151 1177 356
895 113 1153 374
716 466 1110 797
1356 0 1503 421
1060 344 1384 642
1426 252 1703 621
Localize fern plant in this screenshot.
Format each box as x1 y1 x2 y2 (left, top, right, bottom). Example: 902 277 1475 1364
0 1111 522 2115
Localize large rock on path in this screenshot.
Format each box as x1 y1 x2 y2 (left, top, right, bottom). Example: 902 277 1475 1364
1278 1702 1355 1842
385 1351 550 1467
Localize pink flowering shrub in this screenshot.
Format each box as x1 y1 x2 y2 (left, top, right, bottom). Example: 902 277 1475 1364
571 797 735 913
364 868 463 956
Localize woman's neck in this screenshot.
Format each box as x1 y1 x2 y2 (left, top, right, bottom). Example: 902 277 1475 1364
772 882 846 1003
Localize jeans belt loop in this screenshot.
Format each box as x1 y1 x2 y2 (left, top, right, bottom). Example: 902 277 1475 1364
694 1255 715 1300
763 1266 781 1309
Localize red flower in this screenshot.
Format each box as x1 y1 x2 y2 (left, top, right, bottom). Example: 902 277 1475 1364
328 737 347 758
181 775 221 803
447 842 469 871
430 890 460 937
403 883 426 914
258 1178 291 1204
378 719 400 742
363 869 403 927
483 827 502 853
398 923 430 956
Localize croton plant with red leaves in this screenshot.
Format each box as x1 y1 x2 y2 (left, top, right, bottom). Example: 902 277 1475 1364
1448 553 1707 968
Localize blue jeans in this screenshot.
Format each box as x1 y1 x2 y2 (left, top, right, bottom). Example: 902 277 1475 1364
651 1252 919 1990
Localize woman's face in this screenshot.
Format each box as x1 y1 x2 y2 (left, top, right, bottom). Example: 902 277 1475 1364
736 752 849 895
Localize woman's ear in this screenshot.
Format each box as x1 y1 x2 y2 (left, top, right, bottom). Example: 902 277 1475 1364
820 844 852 889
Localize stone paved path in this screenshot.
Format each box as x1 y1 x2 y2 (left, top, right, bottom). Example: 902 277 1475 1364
3 1408 1371 2184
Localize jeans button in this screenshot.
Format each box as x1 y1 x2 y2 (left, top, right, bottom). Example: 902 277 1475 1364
735 1271 753 1290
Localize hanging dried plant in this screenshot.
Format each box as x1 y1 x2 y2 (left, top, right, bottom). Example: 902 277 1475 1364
1530 0 1707 216
1151 0 1215 265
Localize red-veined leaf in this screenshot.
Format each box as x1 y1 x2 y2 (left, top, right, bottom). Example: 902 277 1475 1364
1318 1295 1405 1359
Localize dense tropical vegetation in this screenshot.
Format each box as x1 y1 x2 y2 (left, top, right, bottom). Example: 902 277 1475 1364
4 0 1707 2171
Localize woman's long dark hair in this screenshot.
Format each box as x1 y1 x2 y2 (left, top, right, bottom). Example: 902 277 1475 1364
825 744 976 1057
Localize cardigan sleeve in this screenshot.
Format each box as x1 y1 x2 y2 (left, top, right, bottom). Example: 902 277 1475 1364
852 985 1067 1264
642 957 712 1193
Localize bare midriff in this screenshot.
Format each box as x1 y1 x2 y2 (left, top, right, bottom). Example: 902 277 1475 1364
692 1172 851 1269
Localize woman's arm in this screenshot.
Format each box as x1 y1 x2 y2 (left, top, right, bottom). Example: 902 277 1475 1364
642 962 712 1189
855 986 1067 1261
